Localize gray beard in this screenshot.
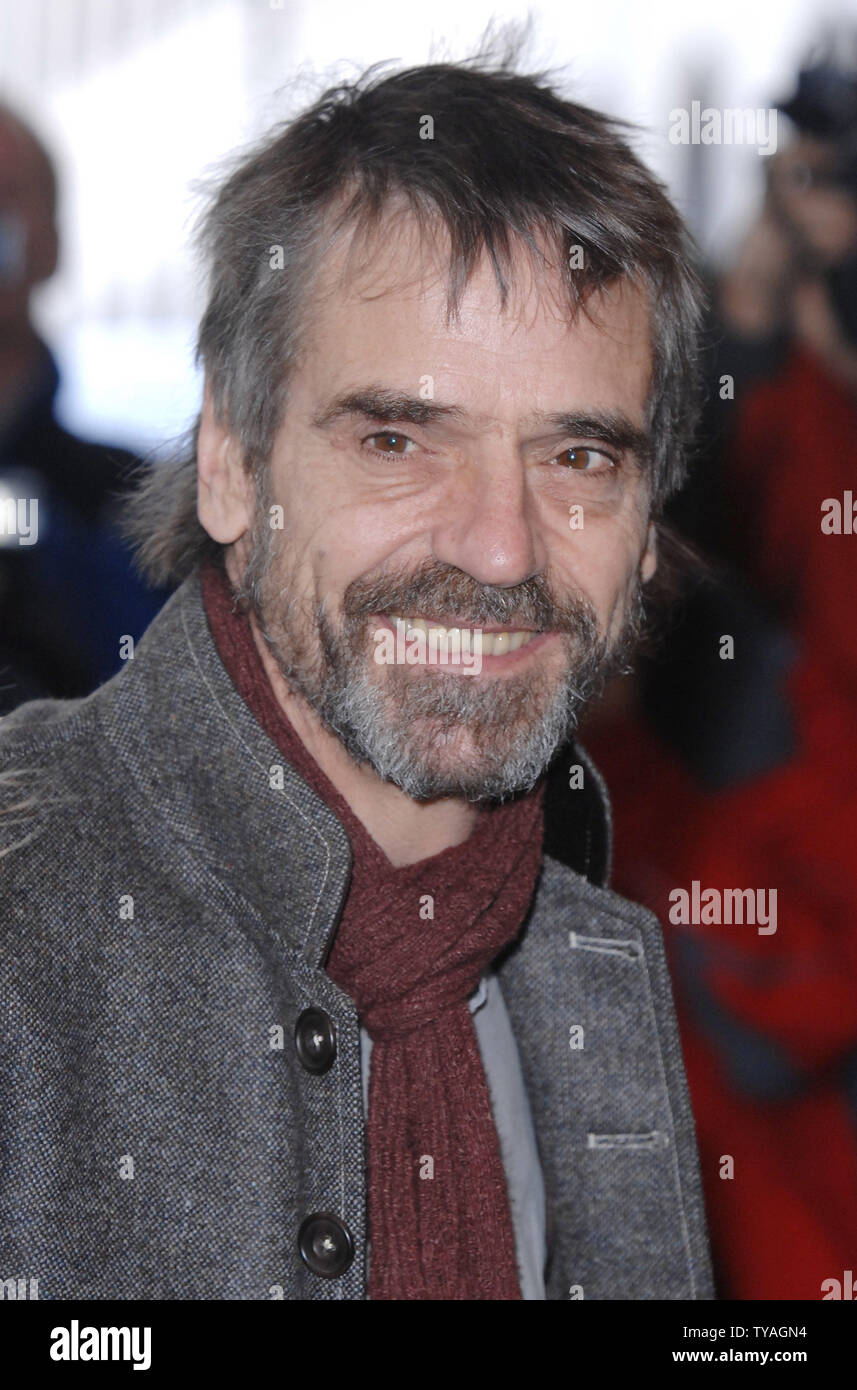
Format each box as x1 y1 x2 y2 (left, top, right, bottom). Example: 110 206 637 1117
233 489 645 803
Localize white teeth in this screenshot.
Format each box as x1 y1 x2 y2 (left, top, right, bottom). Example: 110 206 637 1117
387 616 540 657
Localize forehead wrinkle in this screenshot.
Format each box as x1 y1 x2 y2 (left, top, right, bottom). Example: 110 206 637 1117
315 195 590 337
300 208 654 445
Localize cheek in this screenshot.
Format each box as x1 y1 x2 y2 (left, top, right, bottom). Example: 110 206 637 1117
551 508 647 611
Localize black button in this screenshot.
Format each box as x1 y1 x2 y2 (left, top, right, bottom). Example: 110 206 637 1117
294 1007 337 1074
298 1213 354 1277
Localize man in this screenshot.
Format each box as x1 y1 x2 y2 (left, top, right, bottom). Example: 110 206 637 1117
0 57 714 1300
0 101 171 711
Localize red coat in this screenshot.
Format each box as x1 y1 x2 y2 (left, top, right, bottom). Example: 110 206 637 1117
586 344 857 1299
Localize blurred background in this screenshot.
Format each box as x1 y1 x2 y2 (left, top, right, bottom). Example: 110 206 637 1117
2 0 857 1301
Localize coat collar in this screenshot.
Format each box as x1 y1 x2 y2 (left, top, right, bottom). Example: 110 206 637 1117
107 568 612 968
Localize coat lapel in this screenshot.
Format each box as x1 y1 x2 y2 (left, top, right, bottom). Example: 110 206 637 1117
497 746 714 1299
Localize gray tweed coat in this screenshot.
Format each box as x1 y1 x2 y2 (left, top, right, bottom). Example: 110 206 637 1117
0 568 714 1300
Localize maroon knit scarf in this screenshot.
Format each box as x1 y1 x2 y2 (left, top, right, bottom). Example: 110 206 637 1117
200 560 546 1300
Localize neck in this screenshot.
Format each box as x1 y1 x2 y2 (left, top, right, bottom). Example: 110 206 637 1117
246 610 481 868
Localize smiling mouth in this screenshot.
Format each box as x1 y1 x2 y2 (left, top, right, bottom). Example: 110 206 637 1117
385 614 543 656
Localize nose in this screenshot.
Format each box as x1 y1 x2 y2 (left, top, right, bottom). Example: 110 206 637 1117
430 449 546 589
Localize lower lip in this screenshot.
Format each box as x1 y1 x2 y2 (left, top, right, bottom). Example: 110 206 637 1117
371 614 557 671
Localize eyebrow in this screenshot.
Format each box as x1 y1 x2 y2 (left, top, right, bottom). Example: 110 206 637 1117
541 411 651 464
311 389 467 430
310 388 651 464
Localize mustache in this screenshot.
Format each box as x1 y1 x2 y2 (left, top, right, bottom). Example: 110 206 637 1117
340 558 598 634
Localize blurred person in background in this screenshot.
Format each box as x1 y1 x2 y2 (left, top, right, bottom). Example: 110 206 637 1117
583 44 857 1299
0 101 171 713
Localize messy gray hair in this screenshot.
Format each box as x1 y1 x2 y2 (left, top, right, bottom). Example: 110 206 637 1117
120 41 707 589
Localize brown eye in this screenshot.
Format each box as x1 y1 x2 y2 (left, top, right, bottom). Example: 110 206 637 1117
366 432 413 455
556 447 611 471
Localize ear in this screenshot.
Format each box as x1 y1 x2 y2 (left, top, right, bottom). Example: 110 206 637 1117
640 520 657 584
196 383 253 543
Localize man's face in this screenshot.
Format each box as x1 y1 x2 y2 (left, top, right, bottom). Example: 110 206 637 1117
227 215 655 801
